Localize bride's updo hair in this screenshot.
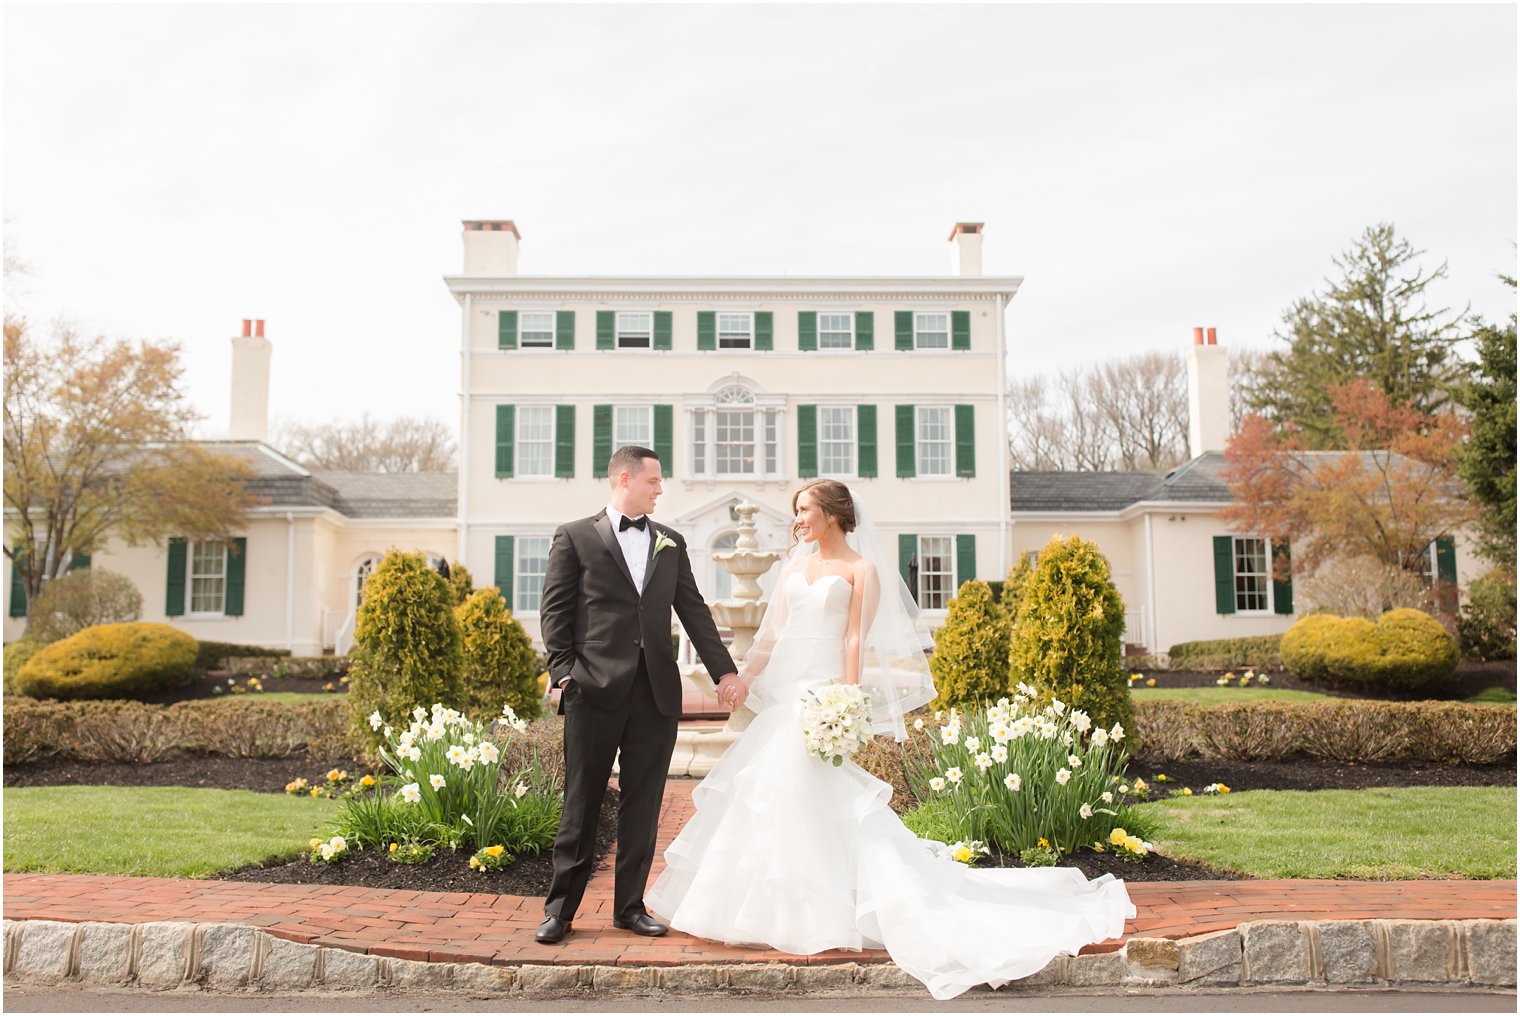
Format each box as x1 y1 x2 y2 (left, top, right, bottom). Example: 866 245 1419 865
792 479 857 540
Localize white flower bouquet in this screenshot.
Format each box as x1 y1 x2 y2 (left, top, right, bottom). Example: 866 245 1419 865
799 683 872 766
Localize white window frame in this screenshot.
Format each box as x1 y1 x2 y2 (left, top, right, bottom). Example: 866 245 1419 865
616 311 653 350
516 405 556 478
914 311 950 350
916 535 956 612
515 537 552 614
1232 536 1274 615
688 381 787 481
714 401 758 476
354 554 381 610
916 405 953 477
817 312 853 350
188 540 227 617
818 405 857 478
717 312 754 350
519 311 555 348
614 405 654 449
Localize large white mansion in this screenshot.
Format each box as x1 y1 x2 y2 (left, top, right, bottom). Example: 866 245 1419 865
3 222 1481 659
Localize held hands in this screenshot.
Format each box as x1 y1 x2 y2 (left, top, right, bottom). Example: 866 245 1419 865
714 674 747 711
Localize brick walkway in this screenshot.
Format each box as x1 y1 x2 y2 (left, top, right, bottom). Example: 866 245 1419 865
4 778 1514 969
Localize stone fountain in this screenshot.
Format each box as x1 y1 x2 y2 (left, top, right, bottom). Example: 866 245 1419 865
668 500 782 776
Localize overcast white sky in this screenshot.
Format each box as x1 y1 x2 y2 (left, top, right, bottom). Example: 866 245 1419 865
5 4 1515 442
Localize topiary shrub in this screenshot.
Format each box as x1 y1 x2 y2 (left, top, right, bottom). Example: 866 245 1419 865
345 549 463 756
1281 608 1460 691
29 569 144 644
4 637 43 696
1001 556 1034 623
446 562 475 606
930 579 1009 710
1008 535 1133 733
1459 569 1517 661
14 622 198 700
457 586 542 723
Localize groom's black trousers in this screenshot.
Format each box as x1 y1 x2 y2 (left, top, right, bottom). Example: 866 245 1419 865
544 652 679 923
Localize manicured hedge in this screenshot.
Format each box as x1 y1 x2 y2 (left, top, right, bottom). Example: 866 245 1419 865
1281 609 1459 691
15 623 198 700
194 641 290 672
1166 635 1284 670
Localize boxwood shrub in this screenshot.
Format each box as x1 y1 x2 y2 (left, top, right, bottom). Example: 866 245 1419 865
15 622 198 700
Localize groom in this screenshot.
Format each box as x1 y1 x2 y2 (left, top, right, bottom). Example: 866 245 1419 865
536 445 747 944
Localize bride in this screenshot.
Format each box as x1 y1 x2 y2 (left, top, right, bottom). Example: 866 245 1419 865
646 479 1136 1000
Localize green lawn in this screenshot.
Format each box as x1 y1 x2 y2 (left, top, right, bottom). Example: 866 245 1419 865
210 691 340 705
1130 686 1332 704
1142 785 1516 879
4 786 340 878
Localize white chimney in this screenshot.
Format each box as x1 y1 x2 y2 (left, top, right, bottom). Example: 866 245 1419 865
462 220 520 275
229 318 271 443
1186 326 1230 459
948 221 984 276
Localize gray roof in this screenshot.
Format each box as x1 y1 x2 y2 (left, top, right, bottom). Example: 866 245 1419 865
193 442 458 519
1010 452 1234 512
312 472 458 518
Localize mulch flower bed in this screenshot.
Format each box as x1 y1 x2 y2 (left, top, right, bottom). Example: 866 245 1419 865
11 744 1514 888
132 671 351 706
1132 659 1515 701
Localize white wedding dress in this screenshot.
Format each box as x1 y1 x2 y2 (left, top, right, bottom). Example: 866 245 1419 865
646 571 1137 1000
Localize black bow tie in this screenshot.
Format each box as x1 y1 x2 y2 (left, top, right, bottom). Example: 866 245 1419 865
618 515 648 532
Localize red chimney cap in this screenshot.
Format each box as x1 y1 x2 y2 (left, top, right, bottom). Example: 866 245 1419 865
947 221 985 241
1193 326 1204 345
1206 327 1218 345
462 220 521 238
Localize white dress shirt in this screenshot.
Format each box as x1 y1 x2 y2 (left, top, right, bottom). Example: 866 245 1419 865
605 504 652 593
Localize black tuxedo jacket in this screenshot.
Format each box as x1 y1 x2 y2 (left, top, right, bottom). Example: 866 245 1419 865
540 511 737 718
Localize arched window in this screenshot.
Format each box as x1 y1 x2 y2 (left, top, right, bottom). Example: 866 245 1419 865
690 379 785 478
711 531 739 600
354 555 381 609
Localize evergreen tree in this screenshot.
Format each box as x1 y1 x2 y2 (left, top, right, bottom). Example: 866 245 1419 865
1452 275 1517 569
1008 536 1133 733
929 580 1010 710
456 587 542 723
1247 224 1468 448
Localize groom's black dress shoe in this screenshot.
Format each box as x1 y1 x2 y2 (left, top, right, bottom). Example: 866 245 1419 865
612 912 668 937
535 915 572 944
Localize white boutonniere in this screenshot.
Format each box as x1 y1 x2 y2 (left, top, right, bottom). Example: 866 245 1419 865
652 532 677 558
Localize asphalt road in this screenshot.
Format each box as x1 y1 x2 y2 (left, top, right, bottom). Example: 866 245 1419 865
3 985 1515 1013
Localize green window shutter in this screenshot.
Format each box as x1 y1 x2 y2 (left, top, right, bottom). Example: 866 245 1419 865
1212 536 1236 615
654 404 674 478
1435 536 1457 584
895 311 914 351
857 406 878 478
797 405 818 478
495 405 515 478
697 311 716 351
855 311 874 351
955 404 976 478
592 404 613 478
555 310 575 351
951 310 971 351
498 311 517 350
69 553 91 571
754 312 773 351
166 537 187 617
895 404 917 478
8 551 26 618
495 536 514 610
596 311 615 350
798 311 817 352
554 405 576 478
224 537 247 617
899 534 917 597
653 311 673 351
956 534 976 589
1272 539 1294 616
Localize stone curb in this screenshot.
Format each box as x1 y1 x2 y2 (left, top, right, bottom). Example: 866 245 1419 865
3 918 1515 994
